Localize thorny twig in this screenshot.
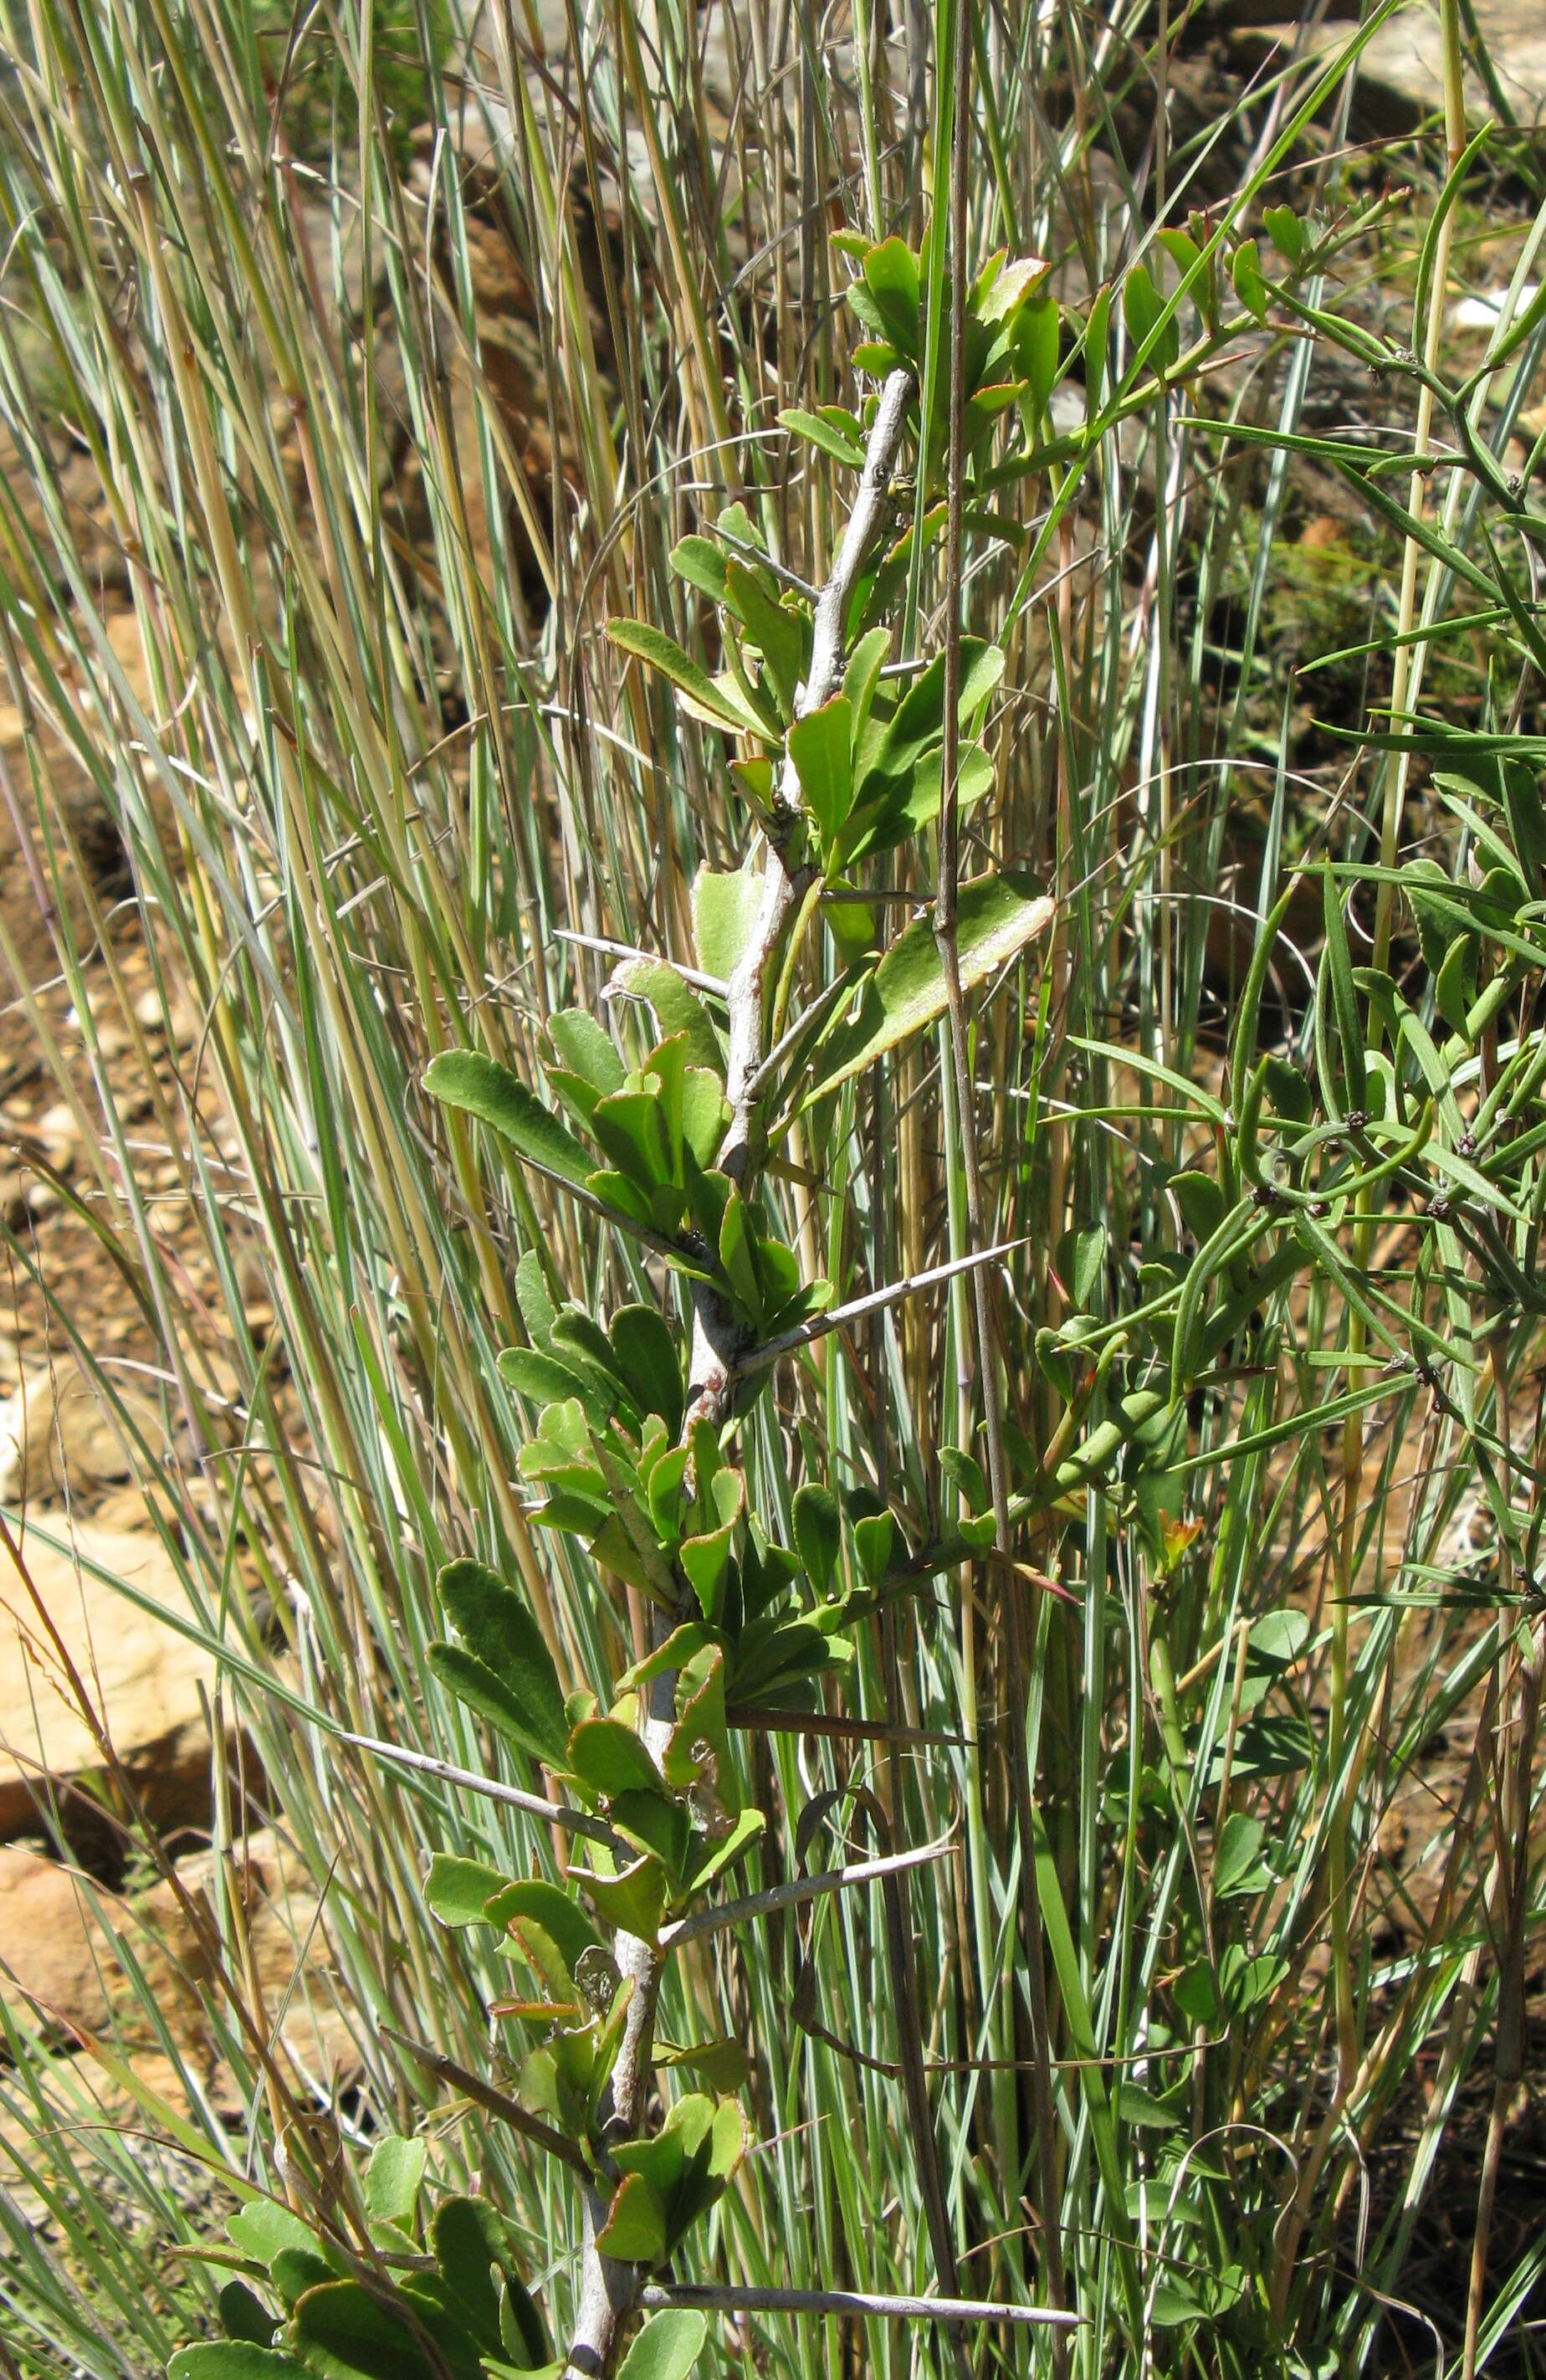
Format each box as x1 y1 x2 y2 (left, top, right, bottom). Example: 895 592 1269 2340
338 1731 631 1854
659 1828 956 1949
642 2282 1081 2327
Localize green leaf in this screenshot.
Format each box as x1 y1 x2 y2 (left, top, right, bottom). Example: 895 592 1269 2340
609 959 722 1075
1204 1713 1315 1785
592 1088 673 1193
218 2281 280 2347
1248 1610 1311 1670
862 640 1003 784
692 865 765 984
607 618 766 736
616 1623 715 1692
1262 205 1307 266
979 251 1049 322
939 1445 988 1514
615 2313 708 2380
1436 931 1479 1037
427 1643 560 1767
669 536 728 601
423 1854 511 1929
1148 2279 1206 2328
1231 239 1269 323
228 2203 339 2273
683 1807 765 1894
716 1186 763 1321
788 697 855 847
550 1304 628 1391
1172 1962 1221 2027
791 1484 841 1595
572 1854 669 1941
665 2099 747 2240
1170 1173 1226 1245
723 561 805 718
610 1788 692 1877
567 1717 666 1798
288 2280 441 2380
779 407 867 468
1262 1056 1313 1128
596 2173 668 2265
852 1511 894 1583
803 872 1055 1104
514 1253 558 1352
680 1070 730 1171
642 1442 691 1541
499 2266 551 2373
439 1572 568 1752
431 2198 537 2358
607 1305 684 1437
481 1880 604 1981
424 1054 592 1191
502 1917 581 2008
1220 1945 1289 2013
363 2137 426 2229
547 1010 625 1098
842 627 891 734
1122 262 1177 370
840 739 992 865
1117 2082 1182 2131
271 2249 337 2309
1214 1813 1273 1899
665 1643 733 1801
499 1345 612 1429
438 1562 570 1767
1012 291 1061 421
860 237 921 352
171 2354 304 2380
658 2036 750 2091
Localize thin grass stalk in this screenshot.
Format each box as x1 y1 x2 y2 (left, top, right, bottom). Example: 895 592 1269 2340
930 0 1064 2336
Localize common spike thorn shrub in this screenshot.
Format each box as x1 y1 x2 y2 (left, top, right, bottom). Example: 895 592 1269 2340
161 218 1079 2380
169 202 1487 2378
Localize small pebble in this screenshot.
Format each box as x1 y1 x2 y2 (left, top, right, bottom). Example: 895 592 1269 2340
35 1102 80 1168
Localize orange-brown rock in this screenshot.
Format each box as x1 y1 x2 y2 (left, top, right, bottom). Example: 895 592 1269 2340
0 1843 120 2037
0 1521 214 1840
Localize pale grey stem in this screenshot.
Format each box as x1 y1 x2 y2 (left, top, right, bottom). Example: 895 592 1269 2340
337 1731 627 1854
690 366 915 1404
575 368 918 2375
776 367 915 826
556 926 728 995
659 1829 955 1950
735 1236 1030 1378
717 366 915 1185
565 1662 675 2380
641 2283 1081 2329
